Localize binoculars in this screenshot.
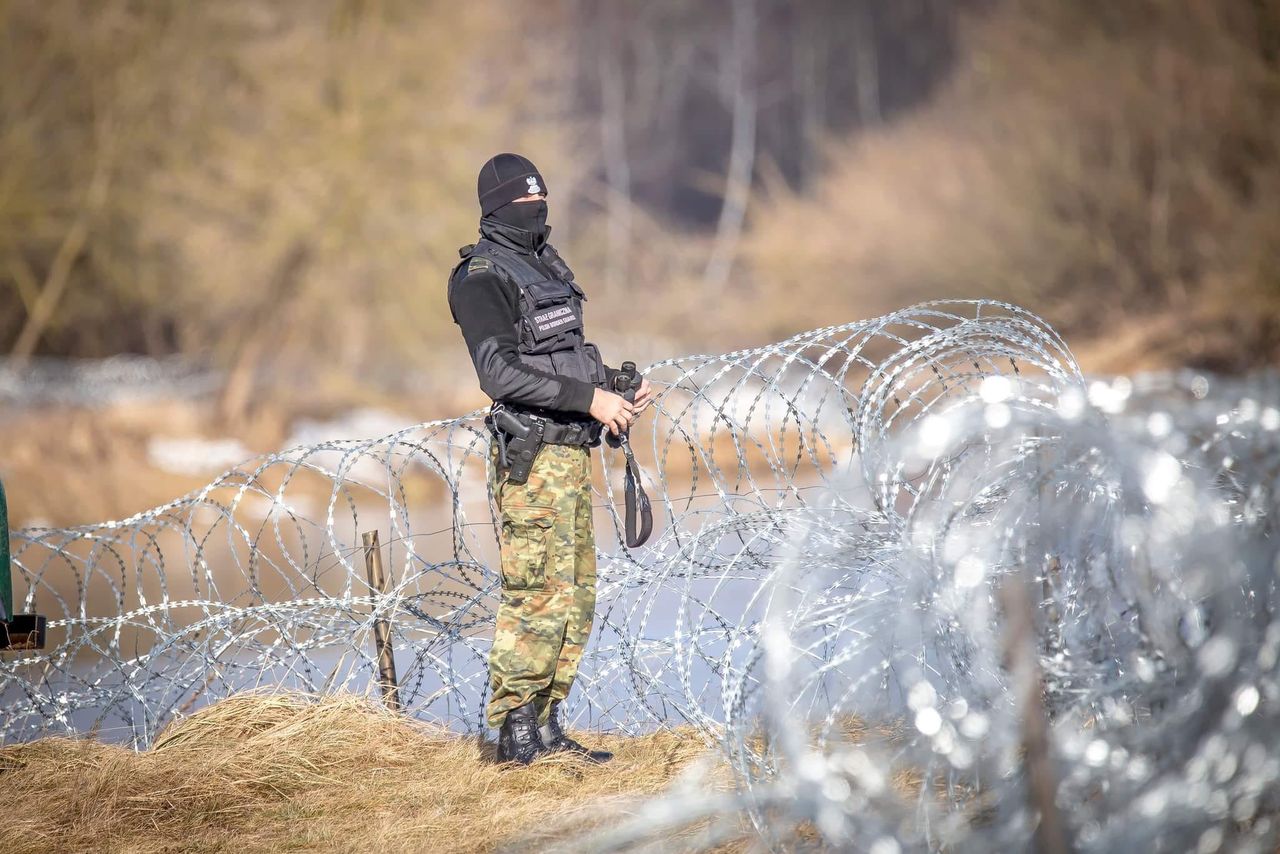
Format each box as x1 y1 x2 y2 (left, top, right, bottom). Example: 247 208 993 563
611 360 641 401
606 361 641 449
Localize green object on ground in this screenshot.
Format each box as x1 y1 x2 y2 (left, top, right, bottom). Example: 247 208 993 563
0 476 46 650
0 476 10 622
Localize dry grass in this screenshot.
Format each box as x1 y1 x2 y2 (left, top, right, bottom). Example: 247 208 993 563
0 695 998 853
0 692 746 854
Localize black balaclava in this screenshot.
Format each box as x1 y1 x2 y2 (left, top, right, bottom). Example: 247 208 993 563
489 197 547 240
477 152 549 248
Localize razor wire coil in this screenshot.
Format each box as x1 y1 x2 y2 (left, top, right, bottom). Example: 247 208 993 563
4 298 1280 852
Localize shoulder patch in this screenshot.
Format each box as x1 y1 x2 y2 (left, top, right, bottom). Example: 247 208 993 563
466 257 492 274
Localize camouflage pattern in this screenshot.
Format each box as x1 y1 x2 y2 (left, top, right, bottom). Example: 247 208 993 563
485 439 597 729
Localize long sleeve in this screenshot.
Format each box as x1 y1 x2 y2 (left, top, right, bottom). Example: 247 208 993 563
448 269 597 413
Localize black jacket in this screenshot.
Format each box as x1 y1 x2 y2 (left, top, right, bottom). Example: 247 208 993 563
447 218 617 414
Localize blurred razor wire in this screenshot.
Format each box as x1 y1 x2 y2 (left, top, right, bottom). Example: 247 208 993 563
4 300 1280 852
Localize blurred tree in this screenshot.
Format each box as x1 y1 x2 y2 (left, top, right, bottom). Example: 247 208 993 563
563 0 967 227
5 0 1273 396
1 0 577 422
0 1 165 364
746 0 1280 370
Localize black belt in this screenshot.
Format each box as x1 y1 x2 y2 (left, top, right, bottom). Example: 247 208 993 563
497 404 600 447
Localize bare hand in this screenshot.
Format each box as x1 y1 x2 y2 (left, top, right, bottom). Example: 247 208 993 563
631 378 654 414
590 387 636 436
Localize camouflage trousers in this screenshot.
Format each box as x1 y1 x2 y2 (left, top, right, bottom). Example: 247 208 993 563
486 438 597 729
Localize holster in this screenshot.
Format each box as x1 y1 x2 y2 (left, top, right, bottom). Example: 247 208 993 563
488 406 546 486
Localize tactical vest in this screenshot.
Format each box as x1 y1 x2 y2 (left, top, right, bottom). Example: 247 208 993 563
453 237 607 417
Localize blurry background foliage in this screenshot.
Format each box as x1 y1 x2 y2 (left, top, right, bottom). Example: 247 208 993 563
2 0 1278 424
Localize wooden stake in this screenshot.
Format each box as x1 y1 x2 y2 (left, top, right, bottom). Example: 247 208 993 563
361 530 401 712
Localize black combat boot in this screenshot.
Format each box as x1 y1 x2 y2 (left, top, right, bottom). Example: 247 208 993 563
538 701 614 763
496 702 549 766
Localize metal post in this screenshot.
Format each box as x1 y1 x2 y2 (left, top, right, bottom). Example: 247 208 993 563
998 571 1073 854
361 530 401 712
999 431 1072 852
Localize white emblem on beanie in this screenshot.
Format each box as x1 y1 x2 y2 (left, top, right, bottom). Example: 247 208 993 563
526 175 542 195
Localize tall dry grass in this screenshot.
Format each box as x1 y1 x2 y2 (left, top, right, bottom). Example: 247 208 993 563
0 692 745 854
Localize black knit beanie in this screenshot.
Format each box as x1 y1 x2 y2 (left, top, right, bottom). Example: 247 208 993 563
477 153 547 215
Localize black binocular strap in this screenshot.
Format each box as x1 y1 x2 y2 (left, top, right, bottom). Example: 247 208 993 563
618 435 653 549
